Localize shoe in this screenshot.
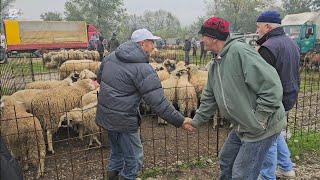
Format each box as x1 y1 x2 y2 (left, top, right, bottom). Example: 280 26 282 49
276 168 296 178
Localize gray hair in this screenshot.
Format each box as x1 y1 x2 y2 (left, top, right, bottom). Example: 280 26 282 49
257 22 281 29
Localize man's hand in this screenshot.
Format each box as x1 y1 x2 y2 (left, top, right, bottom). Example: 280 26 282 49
182 117 196 132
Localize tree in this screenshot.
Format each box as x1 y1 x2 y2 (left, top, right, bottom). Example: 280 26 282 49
1 0 16 19
204 0 276 33
117 10 182 41
64 0 125 37
282 0 320 14
40 11 63 21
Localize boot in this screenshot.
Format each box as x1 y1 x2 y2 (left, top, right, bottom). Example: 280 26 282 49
107 170 119 180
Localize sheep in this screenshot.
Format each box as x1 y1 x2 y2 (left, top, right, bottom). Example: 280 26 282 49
187 64 208 98
30 79 97 154
25 72 78 90
157 68 170 82
163 59 176 73
59 60 101 79
160 50 177 60
176 70 198 118
304 52 320 69
10 89 44 112
81 87 100 107
158 74 179 125
176 61 186 69
149 63 170 81
79 69 97 80
0 96 46 179
43 50 101 69
59 102 102 147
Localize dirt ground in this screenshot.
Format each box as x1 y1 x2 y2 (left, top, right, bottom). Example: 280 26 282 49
22 115 320 180
23 116 229 180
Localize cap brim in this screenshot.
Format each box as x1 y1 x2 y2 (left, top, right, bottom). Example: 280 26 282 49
148 36 161 40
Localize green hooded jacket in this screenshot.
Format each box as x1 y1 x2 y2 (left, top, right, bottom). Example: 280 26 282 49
192 35 286 142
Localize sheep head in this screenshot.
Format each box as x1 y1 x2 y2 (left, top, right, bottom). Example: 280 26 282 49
72 79 97 92
79 69 97 80
163 59 176 73
0 96 26 111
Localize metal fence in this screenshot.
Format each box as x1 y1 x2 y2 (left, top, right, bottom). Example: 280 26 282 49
0 49 319 179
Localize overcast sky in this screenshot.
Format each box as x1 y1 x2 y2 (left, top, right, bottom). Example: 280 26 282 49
13 0 206 26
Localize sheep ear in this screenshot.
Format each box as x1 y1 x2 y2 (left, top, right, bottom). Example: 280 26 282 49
0 101 4 108
79 72 85 79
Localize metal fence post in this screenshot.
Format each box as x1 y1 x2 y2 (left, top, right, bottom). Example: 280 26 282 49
28 56 35 82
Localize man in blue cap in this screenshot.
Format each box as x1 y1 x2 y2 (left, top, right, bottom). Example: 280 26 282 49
256 11 300 179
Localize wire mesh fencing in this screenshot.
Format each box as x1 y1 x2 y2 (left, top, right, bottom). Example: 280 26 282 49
0 48 319 179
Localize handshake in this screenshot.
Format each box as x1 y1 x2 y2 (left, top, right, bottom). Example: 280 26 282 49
182 117 196 132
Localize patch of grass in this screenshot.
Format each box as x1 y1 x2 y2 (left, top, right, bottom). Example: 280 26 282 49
288 131 320 159
139 167 165 179
139 158 216 179
0 58 50 78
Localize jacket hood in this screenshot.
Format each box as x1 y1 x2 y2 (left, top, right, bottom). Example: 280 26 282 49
115 41 149 63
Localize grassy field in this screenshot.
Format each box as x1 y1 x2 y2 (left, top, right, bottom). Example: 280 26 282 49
288 131 320 158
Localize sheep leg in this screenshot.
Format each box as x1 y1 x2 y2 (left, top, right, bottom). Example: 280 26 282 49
23 156 29 170
36 158 45 179
93 135 102 146
89 136 93 147
47 130 54 154
78 126 84 140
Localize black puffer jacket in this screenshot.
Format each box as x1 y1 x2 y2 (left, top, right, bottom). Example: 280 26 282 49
96 41 184 132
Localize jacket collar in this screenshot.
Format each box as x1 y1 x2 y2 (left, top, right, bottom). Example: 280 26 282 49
256 27 285 46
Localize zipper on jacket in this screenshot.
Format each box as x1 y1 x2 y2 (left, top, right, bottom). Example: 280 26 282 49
216 62 231 115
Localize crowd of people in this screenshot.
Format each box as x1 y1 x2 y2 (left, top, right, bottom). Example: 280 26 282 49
1 10 300 180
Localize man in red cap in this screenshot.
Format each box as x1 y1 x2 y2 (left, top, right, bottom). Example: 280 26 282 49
185 17 286 179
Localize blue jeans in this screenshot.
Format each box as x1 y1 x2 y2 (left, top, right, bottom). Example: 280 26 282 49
219 130 279 180
107 130 143 180
260 133 293 180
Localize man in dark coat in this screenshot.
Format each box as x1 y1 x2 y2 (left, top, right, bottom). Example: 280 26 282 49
96 28 195 180
183 38 192 65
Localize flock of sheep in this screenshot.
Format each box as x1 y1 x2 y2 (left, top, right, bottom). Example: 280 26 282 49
1 67 100 178
0 49 211 178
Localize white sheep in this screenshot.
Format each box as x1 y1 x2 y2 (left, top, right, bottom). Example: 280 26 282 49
158 74 179 125
187 64 208 97
26 69 96 90
0 96 46 179
176 70 198 118
10 89 44 112
25 72 76 90
81 87 100 107
59 102 102 146
30 79 97 154
59 60 101 79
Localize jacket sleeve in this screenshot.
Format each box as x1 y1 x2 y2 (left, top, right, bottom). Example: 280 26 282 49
239 47 283 124
192 62 219 127
96 59 107 84
133 64 184 127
